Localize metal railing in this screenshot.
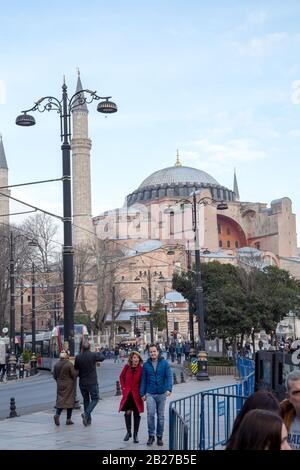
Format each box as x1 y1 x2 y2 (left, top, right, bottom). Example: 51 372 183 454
199 391 246 449
169 359 255 450
169 407 189 450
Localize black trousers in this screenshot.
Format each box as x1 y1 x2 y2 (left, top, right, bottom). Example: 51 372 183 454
56 407 72 419
123 392 141 434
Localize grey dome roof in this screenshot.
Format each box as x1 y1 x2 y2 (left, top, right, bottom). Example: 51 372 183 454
138 166 219 189
126 164 235 206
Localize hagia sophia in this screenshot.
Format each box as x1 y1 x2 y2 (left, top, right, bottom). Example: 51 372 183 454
1 74 300 344
70 75 300 343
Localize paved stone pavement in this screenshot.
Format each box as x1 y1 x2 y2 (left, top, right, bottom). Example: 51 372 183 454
0 375 235 450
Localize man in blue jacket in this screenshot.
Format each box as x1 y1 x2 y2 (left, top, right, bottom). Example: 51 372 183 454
140 343 173 446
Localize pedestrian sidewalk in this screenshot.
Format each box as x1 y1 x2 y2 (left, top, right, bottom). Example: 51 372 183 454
0 375 235 450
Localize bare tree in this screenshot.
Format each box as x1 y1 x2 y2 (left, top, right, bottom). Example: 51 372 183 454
73 239 126 335
0 225 10 331
21 214 59 271
18 214 61 329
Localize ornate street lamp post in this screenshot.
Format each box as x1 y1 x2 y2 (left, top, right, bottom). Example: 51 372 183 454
192 192 228 380
16 80 117 355
166 192 228 380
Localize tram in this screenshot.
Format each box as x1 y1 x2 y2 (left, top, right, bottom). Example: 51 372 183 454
24 324 89 370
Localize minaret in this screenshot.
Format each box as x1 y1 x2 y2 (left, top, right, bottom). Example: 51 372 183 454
233 168 240 201
71 71 94 246
0 135 9 227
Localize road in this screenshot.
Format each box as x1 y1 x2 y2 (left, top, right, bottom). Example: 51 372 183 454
0 356 183 420
0 359 125 420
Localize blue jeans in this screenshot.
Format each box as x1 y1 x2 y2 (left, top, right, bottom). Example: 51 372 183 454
79 383 99 420
146 393 167 438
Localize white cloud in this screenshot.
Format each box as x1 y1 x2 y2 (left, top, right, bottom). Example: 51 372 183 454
234 32 287 57
291 80 300 104
185 138 267 165
288 129 300 138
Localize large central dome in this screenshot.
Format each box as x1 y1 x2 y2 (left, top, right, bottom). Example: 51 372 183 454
126 160 235 206
139 165 220 189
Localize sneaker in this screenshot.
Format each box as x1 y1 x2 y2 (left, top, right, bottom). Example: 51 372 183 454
147 435 155 446
157 437 164 446
81 413 88 427
53 415 60 426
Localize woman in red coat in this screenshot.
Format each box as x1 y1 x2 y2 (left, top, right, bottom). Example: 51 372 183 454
118 351 144 443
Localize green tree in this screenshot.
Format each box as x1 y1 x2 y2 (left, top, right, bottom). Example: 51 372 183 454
151 298 166 330
173 261 300 353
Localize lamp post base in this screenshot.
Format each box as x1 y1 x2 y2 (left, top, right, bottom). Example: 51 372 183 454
196 350 210 381
7 353 18 381
30 353 37 376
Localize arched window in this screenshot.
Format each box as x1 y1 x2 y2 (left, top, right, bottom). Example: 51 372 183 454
170 211 174 237
141 287 148 301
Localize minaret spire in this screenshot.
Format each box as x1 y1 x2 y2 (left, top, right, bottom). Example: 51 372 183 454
0 134 9 226
233 168 240 201
175 149 182 167
74 68 88 113
0 134 8 169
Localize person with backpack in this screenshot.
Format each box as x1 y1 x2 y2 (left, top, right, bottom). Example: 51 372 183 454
74 341 105 426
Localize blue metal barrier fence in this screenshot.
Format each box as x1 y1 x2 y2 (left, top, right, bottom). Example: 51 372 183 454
169 358 255 450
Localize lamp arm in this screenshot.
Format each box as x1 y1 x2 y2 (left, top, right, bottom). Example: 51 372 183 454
21 96 62 114
69 89 111 112
196 196 216 206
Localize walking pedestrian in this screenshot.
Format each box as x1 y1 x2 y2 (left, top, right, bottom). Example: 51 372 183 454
53 350 78 426
140 343 172 447
169 343 175 363
176 342 183 364
119 347 126 363
119 351 144 443
114 345 120 363
74 341 105 426
280 370 300 450
230 409 291 450
226 389 281 449
183 342 190 361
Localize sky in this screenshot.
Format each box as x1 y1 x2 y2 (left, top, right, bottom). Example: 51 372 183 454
0 0 300 245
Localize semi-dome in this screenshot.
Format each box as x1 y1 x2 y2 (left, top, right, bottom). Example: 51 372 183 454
139 166 220 189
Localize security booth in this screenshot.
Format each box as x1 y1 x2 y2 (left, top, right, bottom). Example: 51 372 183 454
255 350 300 401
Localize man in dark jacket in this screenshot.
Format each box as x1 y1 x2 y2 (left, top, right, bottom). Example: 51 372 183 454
74 341 105 426
140 343 172 446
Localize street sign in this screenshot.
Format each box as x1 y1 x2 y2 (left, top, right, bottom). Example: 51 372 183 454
2 327 8 334
191 358 198 375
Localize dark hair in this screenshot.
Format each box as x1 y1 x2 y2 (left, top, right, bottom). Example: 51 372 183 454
81 341 90 351
149 344 158 350
226 390 280 449
231 409 284 450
